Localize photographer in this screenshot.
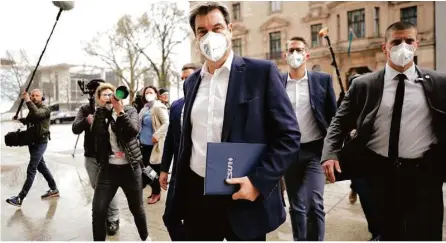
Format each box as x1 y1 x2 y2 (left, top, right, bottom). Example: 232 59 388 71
72 79 120 236
6 89 59 207
90 83 148 241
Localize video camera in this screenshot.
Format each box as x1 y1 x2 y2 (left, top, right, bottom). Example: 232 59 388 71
77 79 104 114
78 79 104 97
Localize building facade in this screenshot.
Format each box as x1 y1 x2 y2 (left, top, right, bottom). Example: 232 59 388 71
435 1 446 73
189 1 435 95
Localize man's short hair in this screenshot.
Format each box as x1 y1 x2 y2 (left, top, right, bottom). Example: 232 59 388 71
385 21 417 42
30 89 43 95
189 1 231 35
182 63 202 71
286 36 308 50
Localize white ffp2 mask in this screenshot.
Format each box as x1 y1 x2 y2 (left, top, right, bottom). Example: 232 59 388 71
145 94 156 102
199 31 229 62
286 51 305 69
390 42 415 67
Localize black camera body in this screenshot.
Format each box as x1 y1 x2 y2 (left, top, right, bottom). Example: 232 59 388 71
78 79 105 114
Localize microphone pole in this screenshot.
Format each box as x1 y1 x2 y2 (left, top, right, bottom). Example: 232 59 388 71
319 27 346 107
13 7 64 120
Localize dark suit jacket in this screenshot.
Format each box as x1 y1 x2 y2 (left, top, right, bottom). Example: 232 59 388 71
322 67 446 178
170 55 301 239
160 98 185 174
161 98 185 238
280 71 337 138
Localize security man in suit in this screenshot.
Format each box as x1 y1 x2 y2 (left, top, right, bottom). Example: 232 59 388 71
281 36 337 241
160 62 202 241
169 1 300 241
322 21 446 240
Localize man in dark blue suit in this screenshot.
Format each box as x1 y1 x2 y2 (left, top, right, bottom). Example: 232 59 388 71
160 63 202 241
168 2 300 241
280 37 336 241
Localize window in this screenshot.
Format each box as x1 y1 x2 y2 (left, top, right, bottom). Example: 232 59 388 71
269 31 281 59
401 6 417 26
232 3 241 21
311 24 323 47
70 79 84 101
374 7 380 37
270 1 281 13
232 38 242 56
348 9 365 38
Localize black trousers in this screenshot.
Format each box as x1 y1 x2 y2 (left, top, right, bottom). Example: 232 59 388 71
141 144 161 195
183 169 266 241
92 164 148 241
365 149 443 241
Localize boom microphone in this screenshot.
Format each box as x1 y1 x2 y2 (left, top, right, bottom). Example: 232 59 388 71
12 1 74 120
52 1 75 11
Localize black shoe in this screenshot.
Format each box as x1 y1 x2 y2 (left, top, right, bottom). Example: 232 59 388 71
370 235 380 241
107 219 119 236
6 196 22 207
41 189 60 199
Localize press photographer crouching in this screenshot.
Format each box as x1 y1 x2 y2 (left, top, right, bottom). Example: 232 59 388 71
72 79 120 236
90 83 148 241
6 89 59 207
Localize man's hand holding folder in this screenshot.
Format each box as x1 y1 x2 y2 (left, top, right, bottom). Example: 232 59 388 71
226 177 260 201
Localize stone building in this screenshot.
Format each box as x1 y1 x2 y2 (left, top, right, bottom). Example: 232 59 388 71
189 1 435 95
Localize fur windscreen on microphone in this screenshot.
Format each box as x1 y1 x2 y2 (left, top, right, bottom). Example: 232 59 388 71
52 1 75 10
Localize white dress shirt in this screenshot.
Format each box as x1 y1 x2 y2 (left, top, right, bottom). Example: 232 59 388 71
286 71 324 143
367 63 437 158
190 51 234 177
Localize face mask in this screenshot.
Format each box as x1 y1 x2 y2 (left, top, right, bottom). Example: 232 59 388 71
389 42 415 67
286 51 305 69
145 94 156 102
199 31 229 62
105 103 113 110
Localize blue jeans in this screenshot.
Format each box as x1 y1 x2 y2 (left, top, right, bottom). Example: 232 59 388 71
18 142 57 199
284 140 325 241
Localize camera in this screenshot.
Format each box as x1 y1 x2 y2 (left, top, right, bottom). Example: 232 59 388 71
78 79 104 97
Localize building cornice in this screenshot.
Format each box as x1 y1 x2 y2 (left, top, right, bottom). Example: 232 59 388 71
260 16 290 31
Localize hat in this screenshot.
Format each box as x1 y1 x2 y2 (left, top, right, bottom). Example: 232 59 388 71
159 88 169 95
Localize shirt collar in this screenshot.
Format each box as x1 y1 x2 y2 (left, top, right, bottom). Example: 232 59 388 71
200 50 234 78
287 69 308 82
385 63 417 81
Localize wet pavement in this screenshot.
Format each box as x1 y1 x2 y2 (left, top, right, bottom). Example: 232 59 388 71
1 121 445 241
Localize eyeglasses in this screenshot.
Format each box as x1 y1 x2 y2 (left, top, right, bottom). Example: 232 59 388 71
101 93 113 97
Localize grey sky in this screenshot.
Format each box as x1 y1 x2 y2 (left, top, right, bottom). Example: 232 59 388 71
0 0 192 111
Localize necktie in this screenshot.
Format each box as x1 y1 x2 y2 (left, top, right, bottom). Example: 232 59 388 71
388 73 407 161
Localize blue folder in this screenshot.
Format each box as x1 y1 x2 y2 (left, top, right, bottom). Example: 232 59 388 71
205 142 267 195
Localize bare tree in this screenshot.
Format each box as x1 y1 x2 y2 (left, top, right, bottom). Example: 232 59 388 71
84 14 152 103
136 2 189 89
0 50 34 112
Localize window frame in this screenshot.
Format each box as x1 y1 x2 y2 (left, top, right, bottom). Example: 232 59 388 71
347 8 366 39
269 31 282 59
311 23 323 48
400 6 417 26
